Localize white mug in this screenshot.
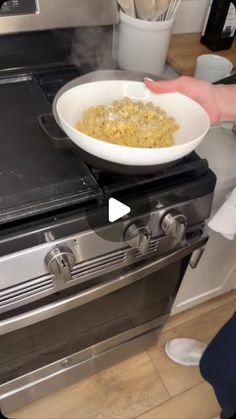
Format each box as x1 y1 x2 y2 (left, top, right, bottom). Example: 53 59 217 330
194 54 233 83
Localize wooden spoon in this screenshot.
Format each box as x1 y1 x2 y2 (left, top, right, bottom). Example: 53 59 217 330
117 0 136 17
134 0 156 20
151 0 170 20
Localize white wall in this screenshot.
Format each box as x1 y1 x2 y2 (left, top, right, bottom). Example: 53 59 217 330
171 126 236 314
172 0 209 34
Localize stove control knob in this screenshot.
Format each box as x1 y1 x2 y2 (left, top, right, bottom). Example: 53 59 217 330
161 210 187 243
45 246 76 283
124 223 151 255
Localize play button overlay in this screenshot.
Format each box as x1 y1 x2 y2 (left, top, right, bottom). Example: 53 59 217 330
86 193 151 243
108 198 131 222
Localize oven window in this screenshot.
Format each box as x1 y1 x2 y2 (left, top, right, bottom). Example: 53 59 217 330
0 256 190 384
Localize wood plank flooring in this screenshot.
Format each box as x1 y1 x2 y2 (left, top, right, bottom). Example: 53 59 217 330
10 290 236 419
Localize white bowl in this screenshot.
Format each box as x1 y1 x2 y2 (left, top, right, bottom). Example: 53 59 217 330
56 80 210 167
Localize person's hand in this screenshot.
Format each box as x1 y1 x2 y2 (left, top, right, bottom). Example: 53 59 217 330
144 76 222 124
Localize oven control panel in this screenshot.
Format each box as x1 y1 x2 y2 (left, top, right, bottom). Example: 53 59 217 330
45 247 76 284
0 0 37 15
124 223 151 255
161 210 187 244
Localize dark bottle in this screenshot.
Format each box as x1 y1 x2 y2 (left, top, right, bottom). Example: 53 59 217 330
201 0 236 50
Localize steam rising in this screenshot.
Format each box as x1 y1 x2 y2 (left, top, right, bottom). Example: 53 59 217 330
71 26 117 71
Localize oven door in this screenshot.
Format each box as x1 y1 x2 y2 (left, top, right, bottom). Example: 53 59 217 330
0 233 207 413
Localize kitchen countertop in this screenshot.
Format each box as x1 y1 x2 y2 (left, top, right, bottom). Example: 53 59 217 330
149 52 236 195
162 61 236 200
167 32 236 76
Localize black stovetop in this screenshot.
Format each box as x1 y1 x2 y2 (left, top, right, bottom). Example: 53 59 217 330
0 64 216 227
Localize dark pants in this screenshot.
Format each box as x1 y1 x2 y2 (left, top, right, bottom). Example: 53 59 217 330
199 312 236 419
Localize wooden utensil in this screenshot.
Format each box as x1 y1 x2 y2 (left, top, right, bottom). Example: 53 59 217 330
151 0 170 20
117 0 136 17
134 0 156 20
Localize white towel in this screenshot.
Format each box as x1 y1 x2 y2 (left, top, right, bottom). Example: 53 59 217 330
208 186 236 240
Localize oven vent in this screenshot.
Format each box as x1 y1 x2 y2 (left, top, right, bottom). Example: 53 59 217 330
136 238 159 257
0 276 53 309
71 249 127 280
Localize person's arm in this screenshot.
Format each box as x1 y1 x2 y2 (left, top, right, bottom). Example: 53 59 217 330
144 76 236 124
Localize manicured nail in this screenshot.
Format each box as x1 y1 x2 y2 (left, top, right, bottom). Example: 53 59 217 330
144 77 154 82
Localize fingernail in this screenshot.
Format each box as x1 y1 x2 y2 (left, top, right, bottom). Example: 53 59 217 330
144 77 154 82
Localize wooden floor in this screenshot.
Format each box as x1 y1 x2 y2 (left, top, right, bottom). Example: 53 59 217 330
11 291 236 419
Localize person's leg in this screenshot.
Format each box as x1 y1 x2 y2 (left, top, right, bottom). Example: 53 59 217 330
199 313 236 419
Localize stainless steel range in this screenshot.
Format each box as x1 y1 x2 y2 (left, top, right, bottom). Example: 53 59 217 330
0 0 216 415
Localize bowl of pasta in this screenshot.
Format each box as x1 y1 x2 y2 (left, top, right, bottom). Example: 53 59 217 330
54 79 210 174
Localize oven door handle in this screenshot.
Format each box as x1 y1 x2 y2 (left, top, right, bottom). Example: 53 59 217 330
0 234 208 335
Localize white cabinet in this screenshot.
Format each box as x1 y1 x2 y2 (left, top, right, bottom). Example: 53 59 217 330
172 126 236 314
225 260 236 290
